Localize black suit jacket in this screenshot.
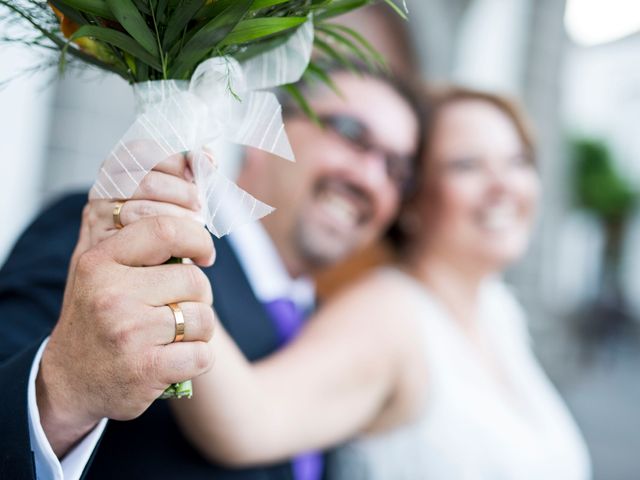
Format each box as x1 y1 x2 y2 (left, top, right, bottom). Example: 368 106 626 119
0 192 299 479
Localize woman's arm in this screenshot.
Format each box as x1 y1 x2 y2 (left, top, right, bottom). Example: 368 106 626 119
170 274 417 466
78 155 424 466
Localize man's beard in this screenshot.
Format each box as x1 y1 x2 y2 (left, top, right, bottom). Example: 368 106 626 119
292 217 361 270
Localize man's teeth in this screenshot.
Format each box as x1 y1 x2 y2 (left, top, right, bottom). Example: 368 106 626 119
321 192 359 226
480 204 517 231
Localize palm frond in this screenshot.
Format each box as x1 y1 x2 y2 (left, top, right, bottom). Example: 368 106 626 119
0 0 407 86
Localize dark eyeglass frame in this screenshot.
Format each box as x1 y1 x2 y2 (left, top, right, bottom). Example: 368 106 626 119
314 113 415 192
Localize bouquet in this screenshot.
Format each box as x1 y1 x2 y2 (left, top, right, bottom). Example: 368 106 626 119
0 0 407 398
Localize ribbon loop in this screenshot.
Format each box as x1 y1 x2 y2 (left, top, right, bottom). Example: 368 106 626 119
89 19 314 237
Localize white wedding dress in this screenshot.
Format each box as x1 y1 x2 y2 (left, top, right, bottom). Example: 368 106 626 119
326 268 591 480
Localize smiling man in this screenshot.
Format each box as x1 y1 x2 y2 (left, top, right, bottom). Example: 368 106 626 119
245 71 419 278
0 66 423 479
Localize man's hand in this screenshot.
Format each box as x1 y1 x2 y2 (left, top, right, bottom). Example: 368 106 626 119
36 214 216 457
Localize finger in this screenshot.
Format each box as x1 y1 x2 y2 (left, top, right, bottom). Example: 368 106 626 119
153 152 194 181
131 264 214 306
146 302 215 346
133 171 200 210
98 216 215 267
154 341 215 386
93 199 203 232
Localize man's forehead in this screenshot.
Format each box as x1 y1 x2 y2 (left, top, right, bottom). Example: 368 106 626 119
309 72 404 109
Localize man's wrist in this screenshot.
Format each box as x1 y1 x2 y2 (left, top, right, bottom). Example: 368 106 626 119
36 345 99 457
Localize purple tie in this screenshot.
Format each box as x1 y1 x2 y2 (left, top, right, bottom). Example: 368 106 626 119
263 298 323 480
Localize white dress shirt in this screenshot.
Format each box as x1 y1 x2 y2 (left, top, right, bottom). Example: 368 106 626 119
28 338 108 480
27 219 313 479
226 220 315 311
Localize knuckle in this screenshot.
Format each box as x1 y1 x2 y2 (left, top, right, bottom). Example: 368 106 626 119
193 343 213 371
75 250 101 278
91 286 120 312
185 265 210 298
137 200 155 220
83 204 99 229
81 204 91 222
197 304 215 341
87 208 98 228
139 174 158 198
109 324 133 350
151 216 177 244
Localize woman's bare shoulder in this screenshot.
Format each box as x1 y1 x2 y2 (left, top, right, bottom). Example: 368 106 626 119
315 265 424 350
328 266 416 305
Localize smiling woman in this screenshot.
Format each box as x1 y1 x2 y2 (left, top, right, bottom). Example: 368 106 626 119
168 84 585 479
395 86 538 269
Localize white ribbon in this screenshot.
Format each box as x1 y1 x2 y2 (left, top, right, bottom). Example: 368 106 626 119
89 20 314 237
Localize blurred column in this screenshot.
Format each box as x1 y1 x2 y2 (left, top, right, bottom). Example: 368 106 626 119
451 0 531 94
511 0 570 335
409 0 472 81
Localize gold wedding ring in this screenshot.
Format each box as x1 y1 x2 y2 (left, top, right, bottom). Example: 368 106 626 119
168 303 185 343
113 201 125 229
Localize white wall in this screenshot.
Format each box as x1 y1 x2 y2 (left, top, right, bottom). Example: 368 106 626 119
42 72 134 199
0 42 54 264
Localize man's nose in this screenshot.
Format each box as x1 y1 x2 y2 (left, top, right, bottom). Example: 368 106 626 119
355 149 390 191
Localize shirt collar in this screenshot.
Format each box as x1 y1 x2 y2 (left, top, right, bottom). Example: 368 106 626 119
226 220 315 312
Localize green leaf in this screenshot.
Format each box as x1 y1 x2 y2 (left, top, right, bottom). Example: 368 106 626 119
67 25 162 71
155 0 170 24
382 0 408 20
131 0 152 15
55 0 116 20
230 30 291 62
329 24 387 69
220 17 307 46
162 0 205 50
314 0 369 21
314 36 355 72
169 0 253 78
317 25 375 70
0 0 129 79
283 84 319 125
305 60 341 96
136 57 150 81
194 0 248 20
106 0 159 56
250 0 290 10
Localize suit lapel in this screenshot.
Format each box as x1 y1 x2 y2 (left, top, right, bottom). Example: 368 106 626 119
204 236 281 361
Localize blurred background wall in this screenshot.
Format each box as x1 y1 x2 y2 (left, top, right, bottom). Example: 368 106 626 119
1 1 639 477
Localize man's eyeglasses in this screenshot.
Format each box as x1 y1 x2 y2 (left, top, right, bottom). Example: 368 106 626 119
317 114 414 191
